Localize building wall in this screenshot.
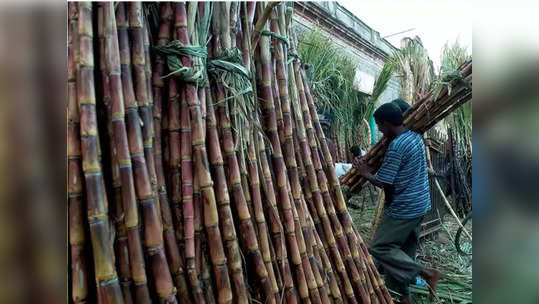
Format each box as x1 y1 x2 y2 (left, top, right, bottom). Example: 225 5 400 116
293 2 403 141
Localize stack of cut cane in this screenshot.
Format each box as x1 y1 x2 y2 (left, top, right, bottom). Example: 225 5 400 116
68 2 394 303
340 60 472 193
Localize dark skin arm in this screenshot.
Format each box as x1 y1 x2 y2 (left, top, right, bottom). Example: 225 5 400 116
353 157 394 207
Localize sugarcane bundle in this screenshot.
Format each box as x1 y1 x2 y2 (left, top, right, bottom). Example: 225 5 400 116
340 60 472 193
68 2 394 304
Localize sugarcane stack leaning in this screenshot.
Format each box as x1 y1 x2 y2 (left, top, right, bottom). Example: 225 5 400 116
340 60 472 193
68 2 393 303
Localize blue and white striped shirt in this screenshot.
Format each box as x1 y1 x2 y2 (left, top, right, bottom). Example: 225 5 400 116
375 130 431 219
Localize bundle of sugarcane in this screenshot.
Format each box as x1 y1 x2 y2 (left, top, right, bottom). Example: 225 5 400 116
340 60 472 193
68 2 393 303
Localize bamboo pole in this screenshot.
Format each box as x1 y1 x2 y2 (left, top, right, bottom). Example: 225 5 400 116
433 178 472 242
77 2 124 302
174 3 233 303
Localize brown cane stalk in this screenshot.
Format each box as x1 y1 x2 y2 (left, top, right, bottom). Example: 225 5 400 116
212 4 275 302
269 9 328 303
285 16 367 304
68 4 89 302
255 5 312 302
238 3 280 300
117 3 177 301
101 4 154 302
77 2 124 301
98 6 134 302
299 66 391 303
251 1 281 51
204 4 250 302
150 3 190 300
174 3 233 303
205 83 249 304
180 93 205 304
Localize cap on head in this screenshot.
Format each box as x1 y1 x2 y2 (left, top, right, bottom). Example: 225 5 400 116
373 102 404 126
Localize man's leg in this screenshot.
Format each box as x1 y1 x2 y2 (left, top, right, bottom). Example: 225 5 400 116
401 217 441 300
369 215 424 301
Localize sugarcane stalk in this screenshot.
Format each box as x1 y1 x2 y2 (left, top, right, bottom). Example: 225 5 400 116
307 212 343 304
193 168 203 285
341 61 472 191
213 4 275 302
77 2 124 302
238 3 280 301
239 11 281 292
116 3 177 302
290 118 330 302
150 4 191 301
433 178 472 242
167 77 185 249
128 5 159 217
251 1 281 52
97 5 134 303
180 90 205 304
282 15 366 304
205 84 249 304
346 82 470 192
242 4 289 298
68 4 89 302
200 229 217 304
203 4 250 303
255 5 312 303
174 3 233 303
247 126 281 299
101 3 155 303
269 10 328 304
298 66 390 303
355 230 392 304
256 127 298 304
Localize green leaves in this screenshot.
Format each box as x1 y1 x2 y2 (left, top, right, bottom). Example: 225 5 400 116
207 48 251 80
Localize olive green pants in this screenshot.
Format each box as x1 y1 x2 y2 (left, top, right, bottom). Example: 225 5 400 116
369 214 424 296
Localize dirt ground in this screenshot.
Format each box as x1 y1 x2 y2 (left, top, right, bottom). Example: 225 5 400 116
347 193 472 304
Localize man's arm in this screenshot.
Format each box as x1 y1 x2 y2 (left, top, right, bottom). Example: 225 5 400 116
353 146 402 206
356 168 394 206
359 170 384 188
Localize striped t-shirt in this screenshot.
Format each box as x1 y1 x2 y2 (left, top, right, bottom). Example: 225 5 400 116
375 130 431 219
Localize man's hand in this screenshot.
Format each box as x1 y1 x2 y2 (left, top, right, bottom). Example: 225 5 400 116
353 157 373 177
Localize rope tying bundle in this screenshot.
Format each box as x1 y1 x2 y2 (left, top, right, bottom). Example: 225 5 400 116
261 29 289 47
154 41 251 86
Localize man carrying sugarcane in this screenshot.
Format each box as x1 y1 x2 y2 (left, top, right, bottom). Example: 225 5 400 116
353 102 441 304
